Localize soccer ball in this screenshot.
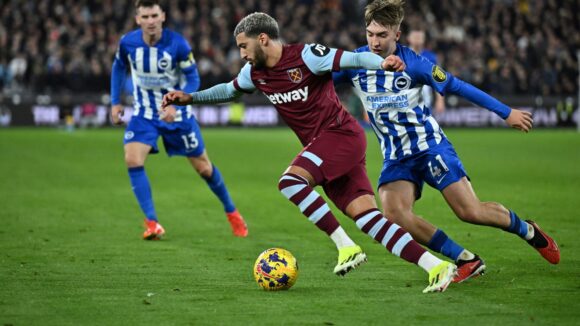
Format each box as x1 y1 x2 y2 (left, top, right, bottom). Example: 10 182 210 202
253 248 299 291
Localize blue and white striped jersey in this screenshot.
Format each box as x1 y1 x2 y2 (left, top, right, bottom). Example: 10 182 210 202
111 28 199 122
334 43 511 161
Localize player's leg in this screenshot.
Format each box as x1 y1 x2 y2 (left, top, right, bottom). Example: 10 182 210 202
442 177 560 264
187 150 248 237
325 166 455 293
279 165 357 250
161 118 248 237
379 180 484 283
123 119 164 240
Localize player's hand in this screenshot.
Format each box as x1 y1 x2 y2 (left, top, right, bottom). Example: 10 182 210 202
110 104 125 125
159 105 177 123
381 55 406 72
506 109 533 132
162 91 193 108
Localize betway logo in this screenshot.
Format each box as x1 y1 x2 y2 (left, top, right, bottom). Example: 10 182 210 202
266 86 309 105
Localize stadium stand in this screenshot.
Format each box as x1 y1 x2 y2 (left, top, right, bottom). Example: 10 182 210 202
0 0 577 96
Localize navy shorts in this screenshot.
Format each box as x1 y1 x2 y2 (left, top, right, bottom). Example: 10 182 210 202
378 139 469 199
123 115 205 157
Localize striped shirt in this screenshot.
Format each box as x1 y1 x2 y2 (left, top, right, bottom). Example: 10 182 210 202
334 44 511 161
111 28 199 122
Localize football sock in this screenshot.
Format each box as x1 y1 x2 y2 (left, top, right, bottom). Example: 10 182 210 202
505 210 531 239
417 252 443 272
278 173 340 235
128 166 157 221
330 227 356 249
202 164 236 213
427 229 465 261
353 209 426 265
457 250 476 262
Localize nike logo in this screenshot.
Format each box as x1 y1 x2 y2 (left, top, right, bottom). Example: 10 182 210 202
436 173 447 185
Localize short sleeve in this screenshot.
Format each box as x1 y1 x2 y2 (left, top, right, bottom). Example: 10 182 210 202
301 43 344 75
232 63 256 93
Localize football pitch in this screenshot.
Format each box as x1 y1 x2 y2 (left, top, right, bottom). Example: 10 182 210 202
1 127 579 325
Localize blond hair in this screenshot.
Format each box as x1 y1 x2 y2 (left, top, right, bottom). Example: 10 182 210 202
364 0 405 27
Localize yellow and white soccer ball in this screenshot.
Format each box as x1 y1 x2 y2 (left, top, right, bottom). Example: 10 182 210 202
253 248 299 291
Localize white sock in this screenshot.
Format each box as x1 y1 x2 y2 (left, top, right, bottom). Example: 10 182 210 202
457 249 475 262
330 227 356 249
524 223 535 240
417 252 442 273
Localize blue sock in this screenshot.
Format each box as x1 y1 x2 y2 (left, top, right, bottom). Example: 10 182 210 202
505 210 529 238
427 229 465 261
203 164 236 213
128 166 157 221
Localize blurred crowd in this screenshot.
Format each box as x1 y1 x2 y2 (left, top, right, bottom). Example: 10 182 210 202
0 0 578 97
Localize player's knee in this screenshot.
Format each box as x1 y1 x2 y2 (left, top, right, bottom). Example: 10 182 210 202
124 153 144 168
384 205 410 223
277 175 287 192
189 156 212 177
456 207 481 223
277 173 306 193
195 162 212 178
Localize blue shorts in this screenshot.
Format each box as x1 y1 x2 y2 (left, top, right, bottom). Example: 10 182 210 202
378 139 469 199
123 116 205 157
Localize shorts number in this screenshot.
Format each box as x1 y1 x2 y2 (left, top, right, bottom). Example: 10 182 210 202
428 154 449 178
181 132 199 150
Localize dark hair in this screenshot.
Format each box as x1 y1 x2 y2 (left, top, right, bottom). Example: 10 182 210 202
233 12 279 39
135 0 161 9
365 0 405 27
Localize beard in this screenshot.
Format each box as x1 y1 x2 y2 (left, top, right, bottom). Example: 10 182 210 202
251 46 267 69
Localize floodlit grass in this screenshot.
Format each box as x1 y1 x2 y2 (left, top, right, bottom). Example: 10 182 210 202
0 128 579 325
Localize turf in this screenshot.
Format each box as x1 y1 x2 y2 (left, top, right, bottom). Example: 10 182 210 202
0 128 579 325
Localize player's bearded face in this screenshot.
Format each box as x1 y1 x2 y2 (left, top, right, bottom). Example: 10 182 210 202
366 21 400 58
236 34 267 69
251 44 268 69
136 5 165 37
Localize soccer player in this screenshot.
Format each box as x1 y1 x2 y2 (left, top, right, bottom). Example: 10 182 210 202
407 29 445 114
110 0 248 240
163 12 457 293
333 0 560 283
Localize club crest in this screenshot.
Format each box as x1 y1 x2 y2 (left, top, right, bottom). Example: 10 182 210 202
287 68 303 83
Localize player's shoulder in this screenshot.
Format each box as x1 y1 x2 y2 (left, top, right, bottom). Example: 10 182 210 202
420 49 437 64
396 43 422 62
163 28 187 42
119 29 142 46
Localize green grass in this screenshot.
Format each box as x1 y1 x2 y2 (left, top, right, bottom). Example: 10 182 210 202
0 128 579 325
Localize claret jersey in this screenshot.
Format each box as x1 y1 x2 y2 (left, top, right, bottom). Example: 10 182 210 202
233 43 355 145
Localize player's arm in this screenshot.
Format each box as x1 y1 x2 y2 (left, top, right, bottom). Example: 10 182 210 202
407 50 532 132
445 77 532 132
161 39 202 122
110 41 128 125
302 44 405 76
163 82 245 107
163 62 254 108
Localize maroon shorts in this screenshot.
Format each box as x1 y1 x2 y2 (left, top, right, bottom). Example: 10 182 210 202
291 122 374 213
